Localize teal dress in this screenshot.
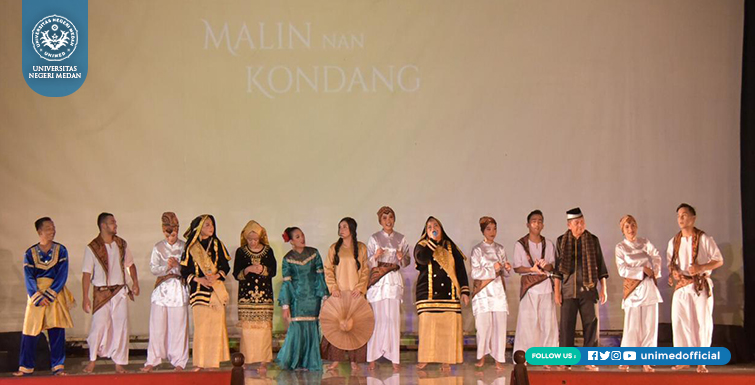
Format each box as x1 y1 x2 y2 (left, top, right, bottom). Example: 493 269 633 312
276 247 328 370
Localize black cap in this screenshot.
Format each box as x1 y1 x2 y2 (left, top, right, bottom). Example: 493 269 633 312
566 207 583 220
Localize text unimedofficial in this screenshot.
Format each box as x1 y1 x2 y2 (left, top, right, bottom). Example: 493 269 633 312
641 352 720 360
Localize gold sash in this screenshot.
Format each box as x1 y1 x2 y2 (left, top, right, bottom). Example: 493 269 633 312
189 242 229 305
23 278 74 335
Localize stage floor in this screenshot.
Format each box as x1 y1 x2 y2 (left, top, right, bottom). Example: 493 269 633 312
4 351 755 384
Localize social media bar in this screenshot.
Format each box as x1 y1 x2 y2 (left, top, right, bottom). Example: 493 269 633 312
525 347 730 366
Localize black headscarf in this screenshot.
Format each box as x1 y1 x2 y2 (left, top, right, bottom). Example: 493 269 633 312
180 214 230 265
416 216 464 257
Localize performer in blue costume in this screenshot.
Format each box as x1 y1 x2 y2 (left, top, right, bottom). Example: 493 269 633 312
14 217 75 377
276 226 329 371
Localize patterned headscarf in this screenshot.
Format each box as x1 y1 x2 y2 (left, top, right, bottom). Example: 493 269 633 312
479 216 497 233
240 220 269 248
161 212 179 233
377 206 396 224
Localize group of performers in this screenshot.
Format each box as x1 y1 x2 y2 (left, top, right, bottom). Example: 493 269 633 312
14 203 723 376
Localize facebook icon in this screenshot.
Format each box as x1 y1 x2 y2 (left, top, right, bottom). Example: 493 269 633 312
588 351 599 360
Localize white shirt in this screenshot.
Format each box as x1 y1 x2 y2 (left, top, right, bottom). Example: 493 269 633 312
615 238 663 309
666 233 723 279
149 239 189 307
82 240 135 286
512 238 556 295
470 240 509 316
365 230 411 303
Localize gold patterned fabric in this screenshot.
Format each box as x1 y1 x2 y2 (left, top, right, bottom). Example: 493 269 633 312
417 312 464 364
240 327 272 363
191 292 230 368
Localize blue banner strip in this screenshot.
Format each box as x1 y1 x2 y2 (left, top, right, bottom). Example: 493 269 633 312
574 347 730 366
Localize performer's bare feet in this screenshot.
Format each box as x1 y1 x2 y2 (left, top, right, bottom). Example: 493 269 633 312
643 365 655 373
368 362 376 371
495 362 506 371
140 365 154 373
618 365 629 371
415 362 428 370
392 363 400 373
475 358 485 368
351 362 359 370
11 371 28 377
174 366 184 372
115 365 128 374
328 361 340 370
258 363 267 374
697 365 709 373
440 363 451 372
543 365 552 370
53 370 68 376
83 361 96 374
672 365 690 370
585 365 599 371
191 367 203 372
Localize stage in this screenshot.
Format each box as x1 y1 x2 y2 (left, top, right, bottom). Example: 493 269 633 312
4 351 754 384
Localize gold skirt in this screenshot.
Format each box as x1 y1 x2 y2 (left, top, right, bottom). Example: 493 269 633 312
418 312 464 364
192 292 230 368
240 326 273 363
22 278 74 336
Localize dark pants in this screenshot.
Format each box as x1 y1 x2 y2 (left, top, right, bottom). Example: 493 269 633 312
559 290 599 348
19 328 66 373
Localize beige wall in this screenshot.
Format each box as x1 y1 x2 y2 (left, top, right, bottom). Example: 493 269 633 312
0 0 744 338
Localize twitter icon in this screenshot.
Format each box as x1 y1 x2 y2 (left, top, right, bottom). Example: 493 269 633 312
599 351 610 360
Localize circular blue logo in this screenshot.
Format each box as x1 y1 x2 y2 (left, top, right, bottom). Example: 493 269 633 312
32 15 78 62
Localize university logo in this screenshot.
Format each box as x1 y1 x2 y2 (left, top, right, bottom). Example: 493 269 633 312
32 15 78 61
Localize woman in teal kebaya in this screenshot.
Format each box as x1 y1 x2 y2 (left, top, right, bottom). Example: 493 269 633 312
276 227 329 371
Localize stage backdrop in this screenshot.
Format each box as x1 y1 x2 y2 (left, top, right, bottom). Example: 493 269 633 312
0 0 744 339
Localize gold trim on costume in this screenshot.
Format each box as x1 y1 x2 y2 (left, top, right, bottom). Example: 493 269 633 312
291 316 318 322
286 254 316 266
30 244 59 271
18 366 34 374
428 262 433 300
282 276 291 281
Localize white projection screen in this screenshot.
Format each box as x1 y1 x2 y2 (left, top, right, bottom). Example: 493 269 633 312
0 0 744 339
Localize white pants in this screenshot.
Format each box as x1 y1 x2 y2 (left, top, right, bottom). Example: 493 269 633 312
513 292 558 354
621 304 658 347
145 302 189 368
672 285 714 347
88 288 129 365
366 299 401 364
475 311 507 362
